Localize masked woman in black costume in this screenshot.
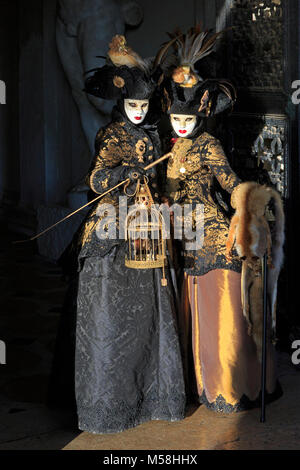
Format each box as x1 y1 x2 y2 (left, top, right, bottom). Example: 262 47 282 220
73 35 186 434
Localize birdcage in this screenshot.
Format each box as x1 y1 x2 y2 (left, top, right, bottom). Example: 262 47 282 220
124 178 167 286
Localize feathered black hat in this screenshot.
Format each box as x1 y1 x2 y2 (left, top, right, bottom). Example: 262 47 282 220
84 35 164 101
159 26 236 116
163 77 236 116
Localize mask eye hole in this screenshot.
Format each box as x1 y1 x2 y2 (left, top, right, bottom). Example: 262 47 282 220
129 102 137 108
142 103 148 109
186 118 193 122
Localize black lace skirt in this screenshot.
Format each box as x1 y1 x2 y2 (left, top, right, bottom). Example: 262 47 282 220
75 244 186 434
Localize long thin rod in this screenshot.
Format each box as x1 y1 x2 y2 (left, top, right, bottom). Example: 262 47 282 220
260 252 268 423
13 152 173 244
13 179 129 244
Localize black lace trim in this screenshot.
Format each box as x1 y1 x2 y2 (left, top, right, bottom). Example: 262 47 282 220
198 380 283 413
184 257 242 277
77 393 186 434
78 414 185 435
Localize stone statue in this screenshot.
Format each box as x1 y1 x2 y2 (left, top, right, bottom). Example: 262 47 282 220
56 0 143 155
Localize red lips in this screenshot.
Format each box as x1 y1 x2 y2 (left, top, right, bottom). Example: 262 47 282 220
135 116 142 121
179 130 187 134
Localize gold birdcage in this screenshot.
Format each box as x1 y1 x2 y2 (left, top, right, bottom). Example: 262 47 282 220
124 177 167 286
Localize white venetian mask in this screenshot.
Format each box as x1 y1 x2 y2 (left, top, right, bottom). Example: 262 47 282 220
170 114 197 137
124 99 149 124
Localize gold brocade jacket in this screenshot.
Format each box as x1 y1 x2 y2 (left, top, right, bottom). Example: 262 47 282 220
77 111 161 261
166 132 242 276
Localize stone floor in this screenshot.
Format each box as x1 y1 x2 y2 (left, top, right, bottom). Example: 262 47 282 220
0 223 300 451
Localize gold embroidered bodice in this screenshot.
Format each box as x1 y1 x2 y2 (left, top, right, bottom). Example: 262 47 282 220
166 132 242 275
77 116 160 260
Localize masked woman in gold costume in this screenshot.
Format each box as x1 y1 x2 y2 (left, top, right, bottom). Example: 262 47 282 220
163 28 283 412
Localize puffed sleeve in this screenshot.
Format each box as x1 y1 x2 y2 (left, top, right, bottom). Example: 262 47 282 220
202 134 241 194
88 125 127 194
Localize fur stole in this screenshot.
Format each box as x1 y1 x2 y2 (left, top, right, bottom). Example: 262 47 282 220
226 182 285 358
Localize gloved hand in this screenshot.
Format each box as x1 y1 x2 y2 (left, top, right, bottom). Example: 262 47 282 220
123 165 147 182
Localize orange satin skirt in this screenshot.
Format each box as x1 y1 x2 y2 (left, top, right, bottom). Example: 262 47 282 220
180 269 280 412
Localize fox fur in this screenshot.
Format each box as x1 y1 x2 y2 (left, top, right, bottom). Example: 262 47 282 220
226 182 285 359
